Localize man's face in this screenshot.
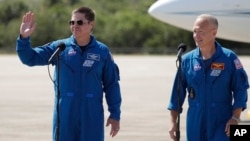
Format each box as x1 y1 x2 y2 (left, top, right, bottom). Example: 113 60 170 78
69 12 94 38
192 18 217 48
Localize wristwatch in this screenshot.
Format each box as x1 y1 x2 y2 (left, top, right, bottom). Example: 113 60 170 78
231 116 241 123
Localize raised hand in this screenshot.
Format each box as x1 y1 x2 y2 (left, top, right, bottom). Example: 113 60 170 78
20 11 36 38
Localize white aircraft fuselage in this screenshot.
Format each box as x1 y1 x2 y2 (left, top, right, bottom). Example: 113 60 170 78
148 0 250 43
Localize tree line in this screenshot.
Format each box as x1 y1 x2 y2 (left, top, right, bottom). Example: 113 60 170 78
0 0 249 54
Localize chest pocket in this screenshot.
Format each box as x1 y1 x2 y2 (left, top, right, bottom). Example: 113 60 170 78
83 60 95 69
82 59 103 77
83 53 102 72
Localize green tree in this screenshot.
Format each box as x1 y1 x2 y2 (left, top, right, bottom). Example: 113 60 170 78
31 4 72 46
0 0 28 24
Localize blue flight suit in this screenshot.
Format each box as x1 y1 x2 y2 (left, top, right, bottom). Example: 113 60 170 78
16 35 122 141
168 42 249 141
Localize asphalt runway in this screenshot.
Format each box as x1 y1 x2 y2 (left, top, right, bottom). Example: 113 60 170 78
0 55 249 141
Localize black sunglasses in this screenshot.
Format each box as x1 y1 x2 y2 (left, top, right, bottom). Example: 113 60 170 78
69 20 85 26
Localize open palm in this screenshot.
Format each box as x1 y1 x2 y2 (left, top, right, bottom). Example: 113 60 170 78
20 11 36 38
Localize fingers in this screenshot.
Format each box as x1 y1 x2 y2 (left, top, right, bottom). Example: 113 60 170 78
169 122 177 141
110 127 119 137
23 11 34 23
169 130 177 141
20 11 36 38
225 123 230 137
106 118 120 137
225 118 238 137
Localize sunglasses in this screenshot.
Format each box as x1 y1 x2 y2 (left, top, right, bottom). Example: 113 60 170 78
69 20 87 26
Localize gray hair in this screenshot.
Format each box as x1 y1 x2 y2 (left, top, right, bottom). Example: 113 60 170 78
196 14 218 29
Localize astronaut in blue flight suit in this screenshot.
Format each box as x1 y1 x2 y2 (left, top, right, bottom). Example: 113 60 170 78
168 14 249 141
16 6 121 141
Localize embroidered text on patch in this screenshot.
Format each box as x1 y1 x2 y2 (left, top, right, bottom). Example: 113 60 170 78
87 53 100 61
83 60 94 67
210 70 221 76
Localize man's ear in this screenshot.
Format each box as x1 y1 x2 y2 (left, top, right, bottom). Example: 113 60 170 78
90 21 95 30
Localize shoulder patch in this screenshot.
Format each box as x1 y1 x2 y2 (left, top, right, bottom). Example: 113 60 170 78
234 59 243 69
